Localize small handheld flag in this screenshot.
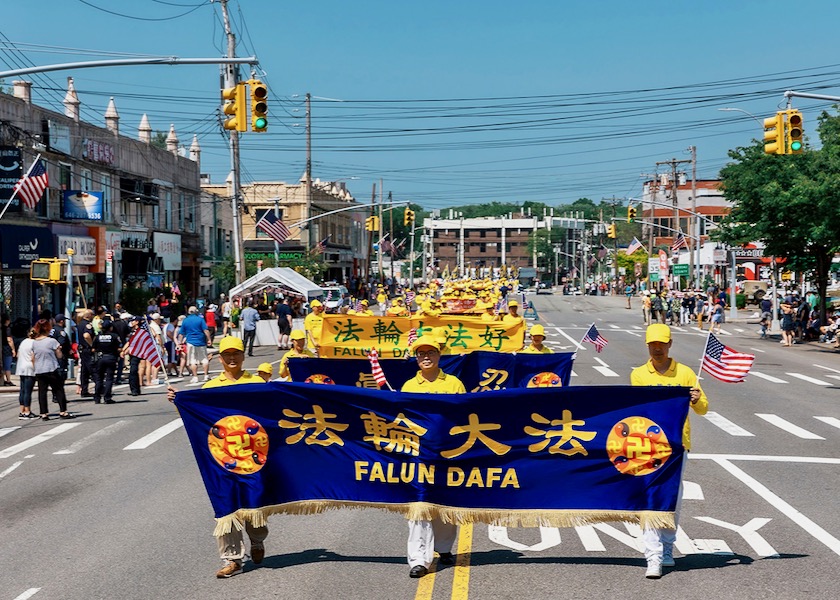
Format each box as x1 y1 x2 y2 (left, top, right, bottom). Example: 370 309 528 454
367 349 391 389
581 323 609 353
700 333 754 383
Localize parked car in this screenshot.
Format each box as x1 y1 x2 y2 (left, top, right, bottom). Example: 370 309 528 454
318 285 349 312
536 282 554 295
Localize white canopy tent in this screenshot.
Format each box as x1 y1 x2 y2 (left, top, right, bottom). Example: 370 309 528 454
227 267 324 301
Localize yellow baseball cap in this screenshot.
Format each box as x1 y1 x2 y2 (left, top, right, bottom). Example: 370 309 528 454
219 337 245 353
508 300 519 307
410 335 441 354
645 324 671 344
530 324 545 337
310 299 322 308
290 329 306 340
257 362 273 374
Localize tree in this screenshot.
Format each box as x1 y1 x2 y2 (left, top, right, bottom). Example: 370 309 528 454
718 109 840 322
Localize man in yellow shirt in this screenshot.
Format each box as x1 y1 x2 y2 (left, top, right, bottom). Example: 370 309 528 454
400 335 465 578
502 300 524 326
480 301 497 322
630 324 708 579
386 297 409 317
256 362 273 382
304 299 325 355
279 330 316 379
166 336 266 579
520 324 553 353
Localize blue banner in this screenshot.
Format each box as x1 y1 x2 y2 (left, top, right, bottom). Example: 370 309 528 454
175 383 689 533
287 351 575 391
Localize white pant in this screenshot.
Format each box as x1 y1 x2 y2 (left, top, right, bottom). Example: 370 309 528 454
407 519 457 568
642 461 685 563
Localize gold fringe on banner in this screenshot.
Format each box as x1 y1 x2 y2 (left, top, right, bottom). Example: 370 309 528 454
212 500 675 537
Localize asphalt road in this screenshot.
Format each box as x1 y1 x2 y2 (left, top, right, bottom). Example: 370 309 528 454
1 295 838 600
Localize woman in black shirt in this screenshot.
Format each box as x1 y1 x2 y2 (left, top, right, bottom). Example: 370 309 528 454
92 320 122 404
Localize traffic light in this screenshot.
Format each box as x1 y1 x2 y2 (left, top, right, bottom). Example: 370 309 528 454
606 224 617 239
221 82 248 132
365 216 380 231
763 111 784 155
30 259 66 282
786 109 804 154
249 80 268 132
627 206 637 223
403 208 415 226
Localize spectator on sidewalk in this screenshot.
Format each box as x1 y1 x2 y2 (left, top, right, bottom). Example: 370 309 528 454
240 302 260 357
16 329 36 419
179 306 211 383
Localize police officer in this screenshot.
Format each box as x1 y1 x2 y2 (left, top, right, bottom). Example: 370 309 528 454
77 309 97 397
112 313 131 384
92 320 122 404
50 314 72 380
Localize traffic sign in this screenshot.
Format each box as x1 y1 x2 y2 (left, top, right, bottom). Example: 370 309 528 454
673 263 689 276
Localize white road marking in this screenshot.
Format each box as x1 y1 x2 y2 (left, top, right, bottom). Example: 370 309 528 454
682 481 704 500
570 370 578 377
0 424 81 459
784 372 831 386
609 324 620 329
755 414 824 439
694 516 778 558
709 457 840 557
749 347 766 354
750 371 788 384
54 420 131 455
703 411 754 437
124 418 183 450
13 589 40 600
690 453 840 464
0 426 21 439
553 327 584 350
632 325 642 330
0 460 23 479
592 357 619 377
827 375 840 383
814 363 840 374
488 526 561 551
814 416 840 430
734 328 745 333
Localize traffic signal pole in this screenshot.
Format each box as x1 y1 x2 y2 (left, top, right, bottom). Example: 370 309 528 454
65 248 75 379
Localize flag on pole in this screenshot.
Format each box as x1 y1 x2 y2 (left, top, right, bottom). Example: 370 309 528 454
172 281 181 296
625 237 645 256
128 322 162 368
581 323 609 353
14 158 49 210
256 212 291 244
701 333 755 383
671 231 688 253
367 349 388 387
312 236 330 254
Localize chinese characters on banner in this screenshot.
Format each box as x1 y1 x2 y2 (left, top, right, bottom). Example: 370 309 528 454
175 383 689 534
318 315 527 358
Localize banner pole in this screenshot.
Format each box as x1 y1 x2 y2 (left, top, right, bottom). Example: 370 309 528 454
696 330 713 381
0 153 40 222
578 322 596 348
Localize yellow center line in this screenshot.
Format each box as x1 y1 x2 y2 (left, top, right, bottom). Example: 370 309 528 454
451 523 474 600
414 562 437 600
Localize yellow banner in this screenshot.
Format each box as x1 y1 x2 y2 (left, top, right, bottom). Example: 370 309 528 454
317 315 526 359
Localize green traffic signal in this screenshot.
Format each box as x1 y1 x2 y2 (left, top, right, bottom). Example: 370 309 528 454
790 140 802 151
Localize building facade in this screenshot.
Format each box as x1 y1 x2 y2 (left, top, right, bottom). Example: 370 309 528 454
0 78 204 321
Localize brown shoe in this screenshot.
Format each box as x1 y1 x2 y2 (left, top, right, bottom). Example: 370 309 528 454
251 542 265 564
215 560 242 578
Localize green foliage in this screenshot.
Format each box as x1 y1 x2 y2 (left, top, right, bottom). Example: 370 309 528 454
616 250 648 278
120 286 150 316
718 108 840 321
211 256 237 293
735 293 746 310
150 131 168 150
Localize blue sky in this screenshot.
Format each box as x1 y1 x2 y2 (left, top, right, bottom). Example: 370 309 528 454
3 0 840 211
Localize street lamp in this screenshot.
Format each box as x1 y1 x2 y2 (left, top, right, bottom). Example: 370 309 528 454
718 107 764 126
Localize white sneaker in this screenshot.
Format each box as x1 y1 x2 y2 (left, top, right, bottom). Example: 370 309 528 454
645 560 662 579
662 548 675 567
190 376 198 384
203 375 210 382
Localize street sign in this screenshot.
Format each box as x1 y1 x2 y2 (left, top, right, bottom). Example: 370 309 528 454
673 263 689 276
649 272 660 282
713 248 727 264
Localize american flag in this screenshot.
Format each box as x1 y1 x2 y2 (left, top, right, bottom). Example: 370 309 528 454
14 158 49 210
625 237 644 256
581 323 609 353
671 231 688 252
367 349 388 387
405 291 416 306
128 322 162 367
406 328 418 347
312 236 330 254
354 299 364 312
256 212 291 244
701 333 755 383
171 281 181 296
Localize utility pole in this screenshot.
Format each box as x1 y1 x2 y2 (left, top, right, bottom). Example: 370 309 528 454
367 183 376 282
305 93 312 251
388 191 395 284
656 157 691 289
689 145 699 287
377 178 384 282
273 196 281 264
220 0 245 285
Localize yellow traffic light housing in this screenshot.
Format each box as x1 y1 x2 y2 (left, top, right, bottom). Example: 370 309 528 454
627 206 637 223
30 258 67 282
403 208 415 226
763 112 784 155
365 216 380 231
786 109 804 154
222 82 248 132
250 80 268 132
607 224 617 239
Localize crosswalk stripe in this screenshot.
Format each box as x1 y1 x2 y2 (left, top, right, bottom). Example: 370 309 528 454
784 373 831 386
553 327 585 350
12 588 40 600
826 375 840 382
734 328 745 333
0 423 81 459
813 364 840 374
592 357 619 377
749 347 766 353
0 460 23 480
632 326 642 330
124 418 183 450
703 411 754 437
0 427 21 439
53 420 131 455
750 371 788 384
814 416 840 430
756 414 824 440
682 481 704 500
609 324 620 329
